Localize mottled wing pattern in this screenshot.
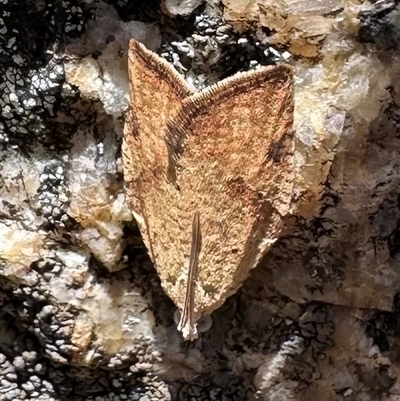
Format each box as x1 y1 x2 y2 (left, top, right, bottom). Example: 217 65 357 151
122 39 193 259
139 64 294 316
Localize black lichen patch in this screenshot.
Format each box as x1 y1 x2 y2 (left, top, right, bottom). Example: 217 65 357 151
359 2 400 52
0 0 88 151
159 12 287 89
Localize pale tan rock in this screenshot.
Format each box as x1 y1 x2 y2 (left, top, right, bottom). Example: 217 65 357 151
66 122 130 272
162 0 205 16
222 0 349 57
65 1 161 115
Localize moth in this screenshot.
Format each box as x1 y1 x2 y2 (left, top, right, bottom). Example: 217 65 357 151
122 39 294 340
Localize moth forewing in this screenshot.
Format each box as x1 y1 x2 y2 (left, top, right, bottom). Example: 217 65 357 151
122 39 194 261
164 64 294 317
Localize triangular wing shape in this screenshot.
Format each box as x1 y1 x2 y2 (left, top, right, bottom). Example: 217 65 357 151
122 39 194 257
135 62 294 323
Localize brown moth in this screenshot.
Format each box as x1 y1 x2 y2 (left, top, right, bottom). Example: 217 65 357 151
122 39 294 340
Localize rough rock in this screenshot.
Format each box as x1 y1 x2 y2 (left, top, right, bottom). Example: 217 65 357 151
1 0 400 400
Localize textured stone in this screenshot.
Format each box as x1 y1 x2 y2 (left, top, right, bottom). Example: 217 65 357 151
222 0 348 57
162 0 205 16
1 0 400 400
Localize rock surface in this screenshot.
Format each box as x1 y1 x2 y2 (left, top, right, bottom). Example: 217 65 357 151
1 0 400 400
